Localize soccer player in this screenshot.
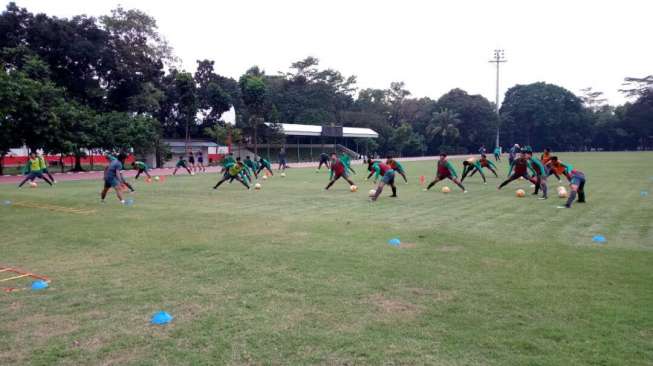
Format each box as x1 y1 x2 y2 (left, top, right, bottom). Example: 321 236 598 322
278 148 288 171
317 152 330 171
369 161 397 201
37 154 56 183
508 144 520 165
236 157 252 184
558 166 587 208
546 156 569 182
172 155 192 175
340 153 356 175
460 157 487 184
493 146 501 161
471 154 499 178
425 153 466 192
478 144 487 155
213 160 250 190
325 153 356 190
256 157 274 177
525 151 548 199
131 161 151 179
188 151 196 172
497 151 537 190
386 156 407 183
101 153 127 203
244 156 258 178
196 151 206 172
18 152 54 188
540 148 552 165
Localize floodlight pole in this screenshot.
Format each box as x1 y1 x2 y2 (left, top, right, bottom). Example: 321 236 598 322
489 49 506 149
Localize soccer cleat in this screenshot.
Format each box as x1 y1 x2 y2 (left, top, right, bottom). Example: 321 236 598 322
120 200 126 205
556 205 569 209
538 197 548 200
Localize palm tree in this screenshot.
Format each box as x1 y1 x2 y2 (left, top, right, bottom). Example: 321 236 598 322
426 108 461 149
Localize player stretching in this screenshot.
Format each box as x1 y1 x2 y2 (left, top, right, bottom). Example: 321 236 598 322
369 161 397 201
18 152 54 188
244 156 258 178
472 154 498 178
460 157 487 184
256 157 274 177
213 161 250 190
497 151 537 190
101 153 127 203
37 154 56 184
525 151 548 199
131 161 151 179
425 153 466 192
317 152 330 171
546 156 571 182
386 156 407 184
340 153 356 175
173 155 192 175
325 153 356 190
558 165 587 208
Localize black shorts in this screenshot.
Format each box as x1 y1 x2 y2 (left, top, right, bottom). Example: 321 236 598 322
189 158 195 164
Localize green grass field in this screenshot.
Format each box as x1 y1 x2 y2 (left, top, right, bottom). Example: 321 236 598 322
1 152 652 365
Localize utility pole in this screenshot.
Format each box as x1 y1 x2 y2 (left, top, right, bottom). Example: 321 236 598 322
489 49 506 149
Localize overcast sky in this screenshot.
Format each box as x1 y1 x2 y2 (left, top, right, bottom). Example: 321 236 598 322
10 0 653 106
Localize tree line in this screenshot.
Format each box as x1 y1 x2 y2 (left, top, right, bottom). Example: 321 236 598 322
1 3 651 174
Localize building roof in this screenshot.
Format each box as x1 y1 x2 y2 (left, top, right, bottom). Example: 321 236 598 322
162 139 220 148
264 123 378 138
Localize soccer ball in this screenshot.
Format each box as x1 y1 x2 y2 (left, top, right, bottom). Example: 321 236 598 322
262 175 268 180
29 182 38 188
255 183 261 190
368 189 376 197
190 172 195 176
516 189 526 197
154 176 160 181
281 172 286 177
441 186 451 193
350 185 358 192
557 186 568 198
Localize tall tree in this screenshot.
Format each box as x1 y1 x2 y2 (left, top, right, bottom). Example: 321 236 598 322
500 82 589 150
239 67 269 155
426 109 461 150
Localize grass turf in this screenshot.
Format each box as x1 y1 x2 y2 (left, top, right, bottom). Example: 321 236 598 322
1 152 652 365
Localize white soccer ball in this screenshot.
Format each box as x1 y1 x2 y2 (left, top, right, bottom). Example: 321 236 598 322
190 172 195 176
281 172 286 177
255 183 261 190
262 175 268 180
154 176 160 181
350 185 358 192
368 189 376 197
441 186 451 193
557 186 568 198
